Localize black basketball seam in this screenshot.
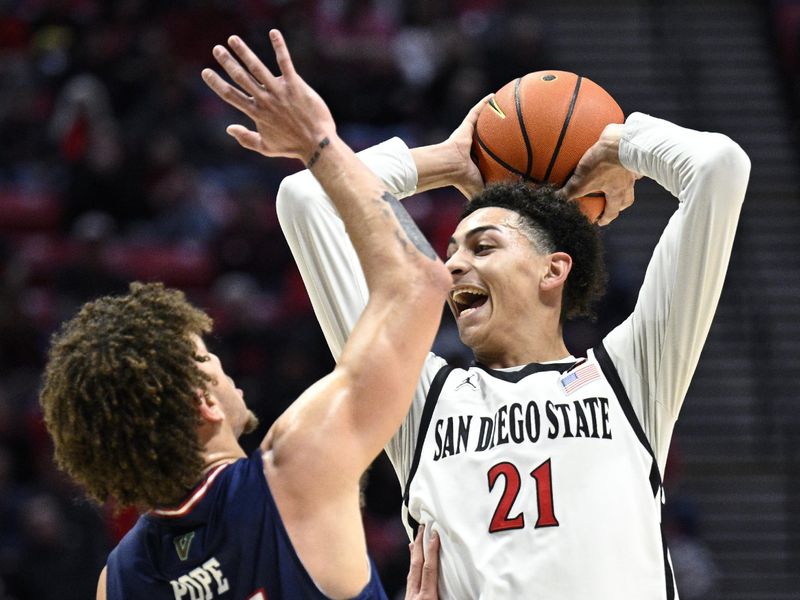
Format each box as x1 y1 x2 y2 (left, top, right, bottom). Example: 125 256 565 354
543 76 582 184
514 77 534 178
475 133 528 180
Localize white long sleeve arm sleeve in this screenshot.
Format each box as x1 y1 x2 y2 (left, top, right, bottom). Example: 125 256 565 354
603 112 751 473
277 137 418 359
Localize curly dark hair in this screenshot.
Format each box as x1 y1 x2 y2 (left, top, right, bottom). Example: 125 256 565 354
39 282 214 510
461 182 607 321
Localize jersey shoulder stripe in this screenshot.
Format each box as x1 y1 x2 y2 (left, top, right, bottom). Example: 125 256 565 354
403 363 456 534
594 342 675 600
150 462 230 518
594 343 661 496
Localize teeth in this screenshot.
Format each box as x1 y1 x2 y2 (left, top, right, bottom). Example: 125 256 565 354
451 287 488 303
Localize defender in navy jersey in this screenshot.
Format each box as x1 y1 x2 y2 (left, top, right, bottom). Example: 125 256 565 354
39 30 448 600
276 96 751 596
105 450 389 600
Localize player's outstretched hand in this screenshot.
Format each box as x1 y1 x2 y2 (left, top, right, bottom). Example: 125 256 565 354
560 123 640 226
202 29 334 164
405 525 440 600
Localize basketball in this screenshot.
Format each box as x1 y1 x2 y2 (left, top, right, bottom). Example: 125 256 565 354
472 71 624 222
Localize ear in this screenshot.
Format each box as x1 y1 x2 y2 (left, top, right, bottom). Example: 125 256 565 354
196 389 225 424
540 252 572 292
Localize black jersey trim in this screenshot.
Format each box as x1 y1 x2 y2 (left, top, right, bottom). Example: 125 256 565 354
473 360 576 383
595 343 675 600
661 518 676 600
593 343 661 494
406 513 421 539
402 364 456 536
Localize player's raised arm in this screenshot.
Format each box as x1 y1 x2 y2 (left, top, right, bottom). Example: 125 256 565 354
273 98 492 493
274 95 488 360
565 113 750 470
203 30 449 441
276 139 421 359
204 29 450 597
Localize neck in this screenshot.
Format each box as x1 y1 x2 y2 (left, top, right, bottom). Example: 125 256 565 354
201 450 245 475
200 427 247 475
473 321 570 369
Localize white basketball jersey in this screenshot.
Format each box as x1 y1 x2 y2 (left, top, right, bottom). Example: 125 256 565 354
401 346 674 599
276 114 750 599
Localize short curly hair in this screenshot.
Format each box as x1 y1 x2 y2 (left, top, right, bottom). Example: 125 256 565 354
461 182 607 321
40 282 213 510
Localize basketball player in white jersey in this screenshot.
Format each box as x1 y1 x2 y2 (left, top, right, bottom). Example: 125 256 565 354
222 37 751 599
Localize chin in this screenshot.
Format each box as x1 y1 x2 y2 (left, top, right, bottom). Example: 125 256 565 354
457 326 485 354
243 410 260 435
461 328 507 361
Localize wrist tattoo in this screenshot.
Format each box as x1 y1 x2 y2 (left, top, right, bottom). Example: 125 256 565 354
306 137 330 168
380 191 438 261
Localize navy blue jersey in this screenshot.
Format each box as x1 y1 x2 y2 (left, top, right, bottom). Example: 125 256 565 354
105 449 387 600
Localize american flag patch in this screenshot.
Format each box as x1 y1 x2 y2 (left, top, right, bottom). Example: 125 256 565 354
559 362 601 395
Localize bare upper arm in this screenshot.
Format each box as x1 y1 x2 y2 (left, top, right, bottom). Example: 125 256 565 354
255 285 445 597
258 370 371 599
96 566 107 600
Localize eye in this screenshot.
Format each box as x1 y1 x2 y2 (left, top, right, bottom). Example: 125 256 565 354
474 244 493 255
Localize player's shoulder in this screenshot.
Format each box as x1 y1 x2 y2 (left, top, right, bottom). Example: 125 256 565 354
104 517 155 598
109 513 148 560
207 451 270 514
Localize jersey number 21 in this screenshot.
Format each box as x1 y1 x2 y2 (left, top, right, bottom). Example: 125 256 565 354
487 459 559 533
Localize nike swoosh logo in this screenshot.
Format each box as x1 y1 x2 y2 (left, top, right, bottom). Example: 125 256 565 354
488 96 506 119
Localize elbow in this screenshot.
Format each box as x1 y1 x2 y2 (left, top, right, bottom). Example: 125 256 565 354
691 134 751 207
430 260 453 298
276 169 318 226
411 260 452 305
712 134 751 178
379 259 450 309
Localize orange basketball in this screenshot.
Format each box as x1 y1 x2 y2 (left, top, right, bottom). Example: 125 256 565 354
472 71 623 222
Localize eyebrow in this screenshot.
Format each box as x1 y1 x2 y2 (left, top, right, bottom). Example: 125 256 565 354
447 225 502 247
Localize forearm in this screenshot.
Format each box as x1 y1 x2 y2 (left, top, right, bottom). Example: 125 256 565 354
409 94 488 198
308 134 440 291
411 142 469 193
276 138 422 359
271 135 451 481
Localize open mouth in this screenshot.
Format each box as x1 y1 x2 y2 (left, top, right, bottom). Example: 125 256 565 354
450 286 489 318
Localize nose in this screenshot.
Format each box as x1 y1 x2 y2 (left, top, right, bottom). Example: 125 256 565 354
445 248 470 277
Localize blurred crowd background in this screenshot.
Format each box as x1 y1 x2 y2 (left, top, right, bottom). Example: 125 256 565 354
1 0 799 599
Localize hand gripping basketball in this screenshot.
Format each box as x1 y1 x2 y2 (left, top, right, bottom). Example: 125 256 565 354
561 123 639 226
